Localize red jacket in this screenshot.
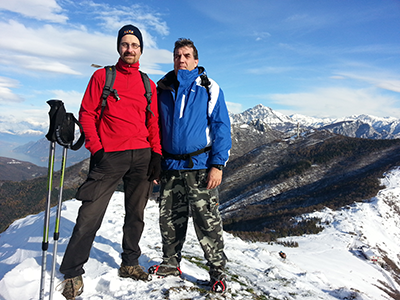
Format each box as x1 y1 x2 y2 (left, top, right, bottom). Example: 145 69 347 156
79 58 161 155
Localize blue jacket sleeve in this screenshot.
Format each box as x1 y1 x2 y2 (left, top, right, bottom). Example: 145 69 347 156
209 85 231 165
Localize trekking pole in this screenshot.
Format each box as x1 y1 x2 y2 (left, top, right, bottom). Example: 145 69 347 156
39 140 56 300
40 99 85 299
49 146 68 300
40 99 64 300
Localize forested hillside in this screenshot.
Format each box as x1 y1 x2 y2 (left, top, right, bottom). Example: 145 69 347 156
0 159 89 232
0 157 47 181
221 129 400 241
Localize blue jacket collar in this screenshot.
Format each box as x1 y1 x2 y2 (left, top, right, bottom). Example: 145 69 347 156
157 66 206 91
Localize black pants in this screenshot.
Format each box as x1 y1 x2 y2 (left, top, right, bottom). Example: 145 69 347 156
60 148 151 279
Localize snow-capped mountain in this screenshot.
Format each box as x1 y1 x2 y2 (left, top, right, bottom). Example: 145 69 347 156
1 168 400 299
231 105 295 126
230 104 400 139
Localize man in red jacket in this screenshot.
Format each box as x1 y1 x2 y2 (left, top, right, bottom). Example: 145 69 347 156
59 25 162 299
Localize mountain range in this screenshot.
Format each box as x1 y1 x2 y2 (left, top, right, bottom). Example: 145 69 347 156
1 104 400 168
230 104 400 139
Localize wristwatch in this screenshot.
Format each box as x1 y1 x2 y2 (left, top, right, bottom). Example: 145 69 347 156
211 164 224 170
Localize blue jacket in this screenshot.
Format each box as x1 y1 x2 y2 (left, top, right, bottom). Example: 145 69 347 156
158 67 231 170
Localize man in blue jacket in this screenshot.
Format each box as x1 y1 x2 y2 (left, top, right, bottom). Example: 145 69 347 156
149 38 231 293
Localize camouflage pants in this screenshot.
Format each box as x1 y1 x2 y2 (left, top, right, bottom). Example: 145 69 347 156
158 169 227 271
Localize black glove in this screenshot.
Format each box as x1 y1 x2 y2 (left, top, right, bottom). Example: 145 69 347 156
89 148 104 171
147 151 162 181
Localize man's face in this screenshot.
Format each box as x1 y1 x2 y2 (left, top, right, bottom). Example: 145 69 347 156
174 46 199 75
119 34 141 65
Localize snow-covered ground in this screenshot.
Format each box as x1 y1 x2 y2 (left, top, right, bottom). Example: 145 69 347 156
1 168 400 299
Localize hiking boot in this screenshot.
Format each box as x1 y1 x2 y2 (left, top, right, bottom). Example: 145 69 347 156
61 275 83 300
148 264 182 277
118 264 152 281
209 270 227 293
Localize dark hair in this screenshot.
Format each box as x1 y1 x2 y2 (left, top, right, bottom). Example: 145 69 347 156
174 38 198 60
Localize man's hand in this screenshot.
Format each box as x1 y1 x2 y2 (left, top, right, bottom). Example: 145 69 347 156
147 151 162 182
207 167 223 189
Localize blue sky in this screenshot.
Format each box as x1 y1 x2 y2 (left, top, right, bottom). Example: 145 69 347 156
1 0 400 136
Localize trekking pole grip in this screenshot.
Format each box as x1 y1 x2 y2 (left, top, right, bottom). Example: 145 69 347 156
45 99 65 142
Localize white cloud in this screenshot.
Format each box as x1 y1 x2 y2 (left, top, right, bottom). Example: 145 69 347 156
253 31 271 41
247 66 295 75
0 0 68 23
140 49 172 74
0 77 23 103
0 1 172 77
0 19 171 77
17 55 81 75
83 1 169 47
0 89 83 134
265 86 400 118
0 20 114 68
50 90 83 113
226 102 243 114
377 80 400 93
0 107 48 134
336 72 400 94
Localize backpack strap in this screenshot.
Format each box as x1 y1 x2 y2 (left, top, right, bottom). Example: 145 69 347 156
100 65 119 121
200 73 211 102
200 73 212 123
140 70 154 116
99 66 153 121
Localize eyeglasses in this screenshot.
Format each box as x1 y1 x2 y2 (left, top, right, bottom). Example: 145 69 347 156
120 42 140 49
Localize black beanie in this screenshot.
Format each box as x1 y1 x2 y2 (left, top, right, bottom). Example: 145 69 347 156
117 24 143 53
